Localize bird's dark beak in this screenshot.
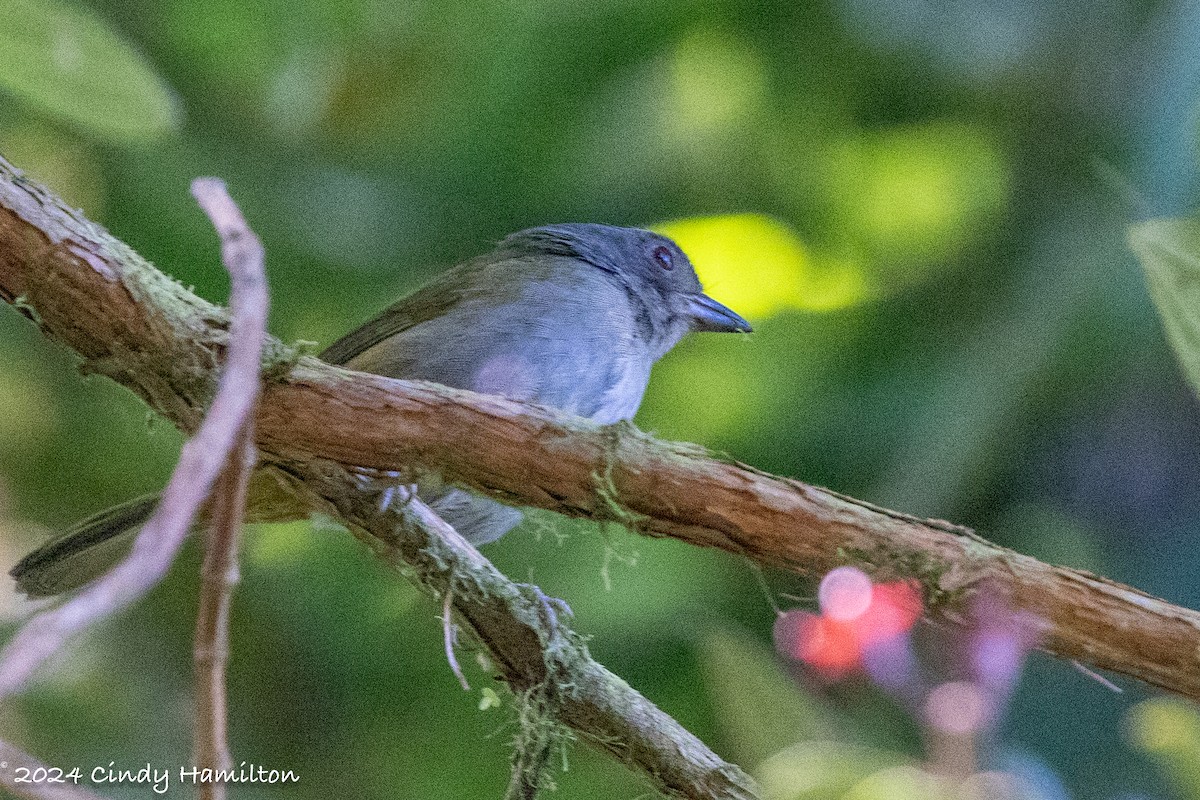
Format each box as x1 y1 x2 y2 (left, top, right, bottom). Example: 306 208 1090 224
686 293 753 333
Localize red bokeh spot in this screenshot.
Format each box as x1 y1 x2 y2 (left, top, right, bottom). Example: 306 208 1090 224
775 576 924 679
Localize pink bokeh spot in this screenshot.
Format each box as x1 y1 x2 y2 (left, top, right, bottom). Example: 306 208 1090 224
925 680 988 735
776 573 924 679
818 566 874 621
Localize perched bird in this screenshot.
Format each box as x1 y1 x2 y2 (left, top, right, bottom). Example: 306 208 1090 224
11 223 750 597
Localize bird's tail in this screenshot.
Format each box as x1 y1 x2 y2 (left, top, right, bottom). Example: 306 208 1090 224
10 495 160 598
9 471 522 597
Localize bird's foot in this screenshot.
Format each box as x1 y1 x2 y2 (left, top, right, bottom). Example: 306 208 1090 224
350 468 414 512
517 583 574 631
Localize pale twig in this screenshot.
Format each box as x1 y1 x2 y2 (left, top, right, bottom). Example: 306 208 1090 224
10 155 1200 790
0 161 759 800
1072 660 1124 693
0 176 267 699
189 178 268 799
443 589 470 691
6 155 1200 700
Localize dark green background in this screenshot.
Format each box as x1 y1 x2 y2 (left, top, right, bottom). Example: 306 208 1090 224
1 0 1199 797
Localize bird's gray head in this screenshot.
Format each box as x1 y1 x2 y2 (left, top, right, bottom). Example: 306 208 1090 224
499 223 751 347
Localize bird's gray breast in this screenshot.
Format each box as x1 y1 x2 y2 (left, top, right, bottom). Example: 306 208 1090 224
345 258 653 544
348 260 654 421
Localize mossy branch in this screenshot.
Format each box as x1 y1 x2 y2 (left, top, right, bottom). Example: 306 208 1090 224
3 154 1200 723
0 157 759 800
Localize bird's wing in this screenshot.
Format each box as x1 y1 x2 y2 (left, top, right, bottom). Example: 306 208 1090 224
318 259 487 366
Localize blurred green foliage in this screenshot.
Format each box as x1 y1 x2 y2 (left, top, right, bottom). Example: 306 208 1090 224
1132 214 1200 403
0 0 179 143
1129 698 1200 799
2 0 1200 798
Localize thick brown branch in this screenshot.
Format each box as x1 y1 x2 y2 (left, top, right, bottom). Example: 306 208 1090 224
271 462 759 799
0 175 267 699
2 156 1199 710
254 369 1200 696
0 158 759 800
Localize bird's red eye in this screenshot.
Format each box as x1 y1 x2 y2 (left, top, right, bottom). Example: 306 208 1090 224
652 245 674 271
